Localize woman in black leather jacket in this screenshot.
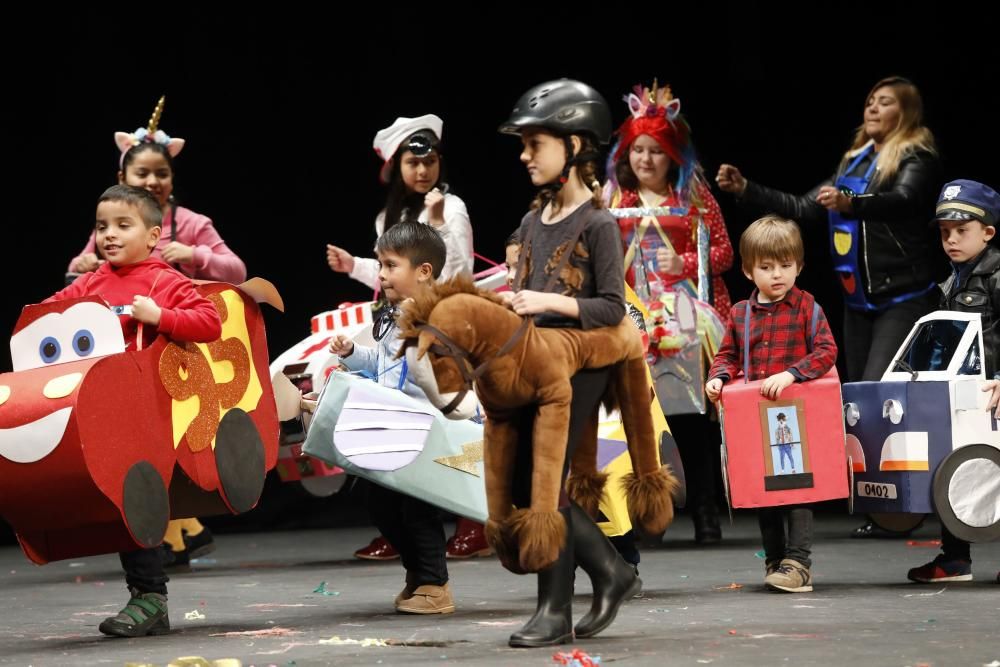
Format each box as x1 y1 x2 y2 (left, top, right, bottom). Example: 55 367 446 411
716 76 943 383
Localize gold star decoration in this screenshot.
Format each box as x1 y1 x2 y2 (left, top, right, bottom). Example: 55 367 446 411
434 440 484 477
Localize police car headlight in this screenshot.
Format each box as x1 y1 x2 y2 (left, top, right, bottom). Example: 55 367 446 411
844 402 860 426
882 399 904 424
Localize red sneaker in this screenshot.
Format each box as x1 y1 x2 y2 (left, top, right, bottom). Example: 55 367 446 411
354 536 400 561
446 518 494 559
907 555 972 583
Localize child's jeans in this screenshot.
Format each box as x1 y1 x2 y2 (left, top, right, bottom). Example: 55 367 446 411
758 507 813 568
120 548 169 595
367 484 449 587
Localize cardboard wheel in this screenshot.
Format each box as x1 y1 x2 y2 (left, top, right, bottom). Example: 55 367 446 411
215 408 266 513
659 430 687 509
301 472 348 497
869 512 926 534
933 444 1000 543
122 461 169 548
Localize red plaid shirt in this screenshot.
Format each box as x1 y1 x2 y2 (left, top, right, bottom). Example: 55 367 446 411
708 287 837 383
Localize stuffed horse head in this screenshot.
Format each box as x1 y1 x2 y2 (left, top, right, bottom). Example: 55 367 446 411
399 275 519 421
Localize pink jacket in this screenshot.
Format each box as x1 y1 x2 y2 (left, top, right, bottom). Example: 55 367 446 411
69 205 247 283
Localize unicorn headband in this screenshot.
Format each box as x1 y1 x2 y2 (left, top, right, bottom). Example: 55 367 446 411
608 80 700 195
114 96 186 167
624 79 682 124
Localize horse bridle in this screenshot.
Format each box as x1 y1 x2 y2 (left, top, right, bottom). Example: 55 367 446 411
413 318 529 415
415 209 588 415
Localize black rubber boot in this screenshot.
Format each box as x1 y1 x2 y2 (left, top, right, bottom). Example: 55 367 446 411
572 504 642 638
693 502 722 544
508 508 574 648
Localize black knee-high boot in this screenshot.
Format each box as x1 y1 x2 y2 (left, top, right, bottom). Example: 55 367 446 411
571 504 642 638
508 507 574 648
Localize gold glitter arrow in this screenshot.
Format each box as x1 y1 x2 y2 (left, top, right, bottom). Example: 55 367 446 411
434 440 484 477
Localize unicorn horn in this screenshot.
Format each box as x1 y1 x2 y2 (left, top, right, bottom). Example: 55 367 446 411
650 78 658 104
147 95 166 135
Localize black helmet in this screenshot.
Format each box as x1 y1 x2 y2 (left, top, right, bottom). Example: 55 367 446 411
498 79 612 145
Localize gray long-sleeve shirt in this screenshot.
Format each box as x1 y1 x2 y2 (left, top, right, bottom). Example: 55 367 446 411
516 201 626 329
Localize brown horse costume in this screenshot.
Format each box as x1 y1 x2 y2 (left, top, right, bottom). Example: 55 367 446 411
399 276 678 574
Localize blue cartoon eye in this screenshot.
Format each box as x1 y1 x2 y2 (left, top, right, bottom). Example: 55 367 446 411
73 330 94 357
39 337 61 364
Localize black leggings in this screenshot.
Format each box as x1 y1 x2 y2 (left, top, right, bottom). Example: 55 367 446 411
367 484 449 586
510 368 611 509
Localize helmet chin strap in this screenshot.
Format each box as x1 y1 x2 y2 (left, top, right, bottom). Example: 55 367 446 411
538 137 600 206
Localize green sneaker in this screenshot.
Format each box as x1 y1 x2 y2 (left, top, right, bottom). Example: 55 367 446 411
99 587 170 637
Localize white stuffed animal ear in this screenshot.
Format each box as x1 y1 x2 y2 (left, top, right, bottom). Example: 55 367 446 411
674 290 698 334
114 131 136 153
166 138 185 157
627 93 644 119
664 98 682 121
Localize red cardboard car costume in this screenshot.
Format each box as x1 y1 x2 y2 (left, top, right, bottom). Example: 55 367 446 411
0 280 281 564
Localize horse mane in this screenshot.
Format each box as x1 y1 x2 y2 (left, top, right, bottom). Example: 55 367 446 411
397 274 510 340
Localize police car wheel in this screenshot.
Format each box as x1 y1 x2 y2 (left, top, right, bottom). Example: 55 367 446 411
933 444 1000 543
869 512 926 534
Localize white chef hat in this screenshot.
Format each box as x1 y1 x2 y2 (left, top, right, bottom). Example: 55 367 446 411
373 114 444 184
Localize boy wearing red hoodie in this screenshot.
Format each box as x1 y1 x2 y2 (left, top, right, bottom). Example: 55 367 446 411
46 184 221 637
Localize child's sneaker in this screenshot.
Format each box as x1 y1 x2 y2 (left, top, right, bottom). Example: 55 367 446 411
98 588 170 637
907 555 972 583
764 559 813 593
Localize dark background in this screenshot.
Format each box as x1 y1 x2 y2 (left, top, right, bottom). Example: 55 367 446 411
1 4 997 534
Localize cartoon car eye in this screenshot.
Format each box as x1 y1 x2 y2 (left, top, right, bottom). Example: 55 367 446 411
844 402 860 426
72 330 93 357
11 302 126 371
38 337 61 365
882 399 904 424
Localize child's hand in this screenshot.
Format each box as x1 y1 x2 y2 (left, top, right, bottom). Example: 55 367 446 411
425 189 446 227
761 371 796 400
77 252 104 273
499 290 515 304
983 380 1000 418
656 246 683 275
326 244 355 274
510 290 552 316
162 241 195 264
705 378 724 402
329 334 354 358
132 296 162 326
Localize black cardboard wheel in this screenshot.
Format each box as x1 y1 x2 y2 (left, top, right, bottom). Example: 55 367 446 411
215 408 266 514
123 461 169 547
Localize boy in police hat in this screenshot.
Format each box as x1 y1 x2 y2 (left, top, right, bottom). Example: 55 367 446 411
908 179 1000 584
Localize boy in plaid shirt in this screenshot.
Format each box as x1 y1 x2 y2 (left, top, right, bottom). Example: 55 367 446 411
705 215 837 592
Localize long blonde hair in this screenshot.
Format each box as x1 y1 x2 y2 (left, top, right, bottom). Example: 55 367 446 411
840 76 937 185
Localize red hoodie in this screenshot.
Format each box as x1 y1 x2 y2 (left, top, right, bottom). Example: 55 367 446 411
45 257 222 349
